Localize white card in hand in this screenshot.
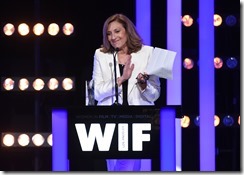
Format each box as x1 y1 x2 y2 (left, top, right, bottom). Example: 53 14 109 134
145 47 176 79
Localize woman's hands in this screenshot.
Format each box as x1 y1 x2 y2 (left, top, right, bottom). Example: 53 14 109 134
117 55 134 86
136 72 149 90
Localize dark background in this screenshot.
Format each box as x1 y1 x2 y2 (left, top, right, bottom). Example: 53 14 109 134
0 0 240 171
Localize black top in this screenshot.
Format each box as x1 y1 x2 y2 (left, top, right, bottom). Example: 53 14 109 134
119 64 128 106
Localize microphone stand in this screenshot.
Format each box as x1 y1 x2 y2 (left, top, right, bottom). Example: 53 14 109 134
112 48 121 106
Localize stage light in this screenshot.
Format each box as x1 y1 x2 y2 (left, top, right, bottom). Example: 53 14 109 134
3 78 14 90
48 78 59 90
183 58 194 69
18 134 30 146
47 134 52 146
3 23 15 36
19 78 29 91
226 57 238 69
225 15 237 26
214 14 222 27
1 132 52 147
2 134 15 147
238 116 240 125
63 23 74 36
194 116 200 126
62 78 74 90
214 115 220 127
182 15 193 27
1 77 75 91
48 23 59 36
18 23 30 36
181 115 190 128
214 57 223 69
32 134 45 146
33 78 45 91
223 115 234 127
33 23 45 36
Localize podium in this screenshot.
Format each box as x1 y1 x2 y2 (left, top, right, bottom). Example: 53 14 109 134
52 105 181 171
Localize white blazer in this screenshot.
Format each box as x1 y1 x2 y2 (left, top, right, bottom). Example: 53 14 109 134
92 45 161 106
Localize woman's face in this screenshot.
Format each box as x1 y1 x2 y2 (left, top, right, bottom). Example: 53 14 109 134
107 21 127 50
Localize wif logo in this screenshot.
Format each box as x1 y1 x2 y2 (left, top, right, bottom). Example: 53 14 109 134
75 123 151 152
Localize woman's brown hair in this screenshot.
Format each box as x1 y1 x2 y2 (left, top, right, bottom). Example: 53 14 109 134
100 14 143 54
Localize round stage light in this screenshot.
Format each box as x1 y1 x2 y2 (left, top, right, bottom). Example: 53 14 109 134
18 23 30 36
18 134 30 146
48 78 59 90
33 78 45 91
3 23 15 36
226 57 238 69
2 134 15 147
33 23 45 36
214 57 223 69
48 23 59 36
3 78 15 91
62 78 74 90
63 23 74 35
183 58 194 69
32 134 45 146
47 134 52 146
19 78 29 91
223 115 234 127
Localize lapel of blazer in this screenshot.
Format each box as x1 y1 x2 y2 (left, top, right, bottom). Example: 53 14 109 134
127 52 140 96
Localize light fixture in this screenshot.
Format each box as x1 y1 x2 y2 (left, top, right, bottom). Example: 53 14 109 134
48 23 60 36
18 23 30 36
214 115 220 127
222 115 234 127
3 23 15 36
226 57 238 69
1 77 75 91
194 116 200 126
214 57 223 69
181 115 190 128
182 15 194 27
214 14 222 27
183 58 194 69
1 132 52 147
33 23 45 36
225 15 237 26
63 23 74 35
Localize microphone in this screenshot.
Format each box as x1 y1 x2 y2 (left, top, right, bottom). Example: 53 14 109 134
112 47 121 106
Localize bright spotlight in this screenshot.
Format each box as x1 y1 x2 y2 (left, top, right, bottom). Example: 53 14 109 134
32 134 45 146
63 23 74 35
18 134 30 146
33 23 45 36
18 23 30 36
181 115 190 128
3 78 14 90
214 57 223 69
33 78 45 91
214 14 222 27
3 23 15 36
48 23 59 36
62 78 74 91
48 78 59 90
214 115 220 127
182 15 194 27
47 134 52 146
19 78 30 91
2 134 15 147
183 58 194 69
